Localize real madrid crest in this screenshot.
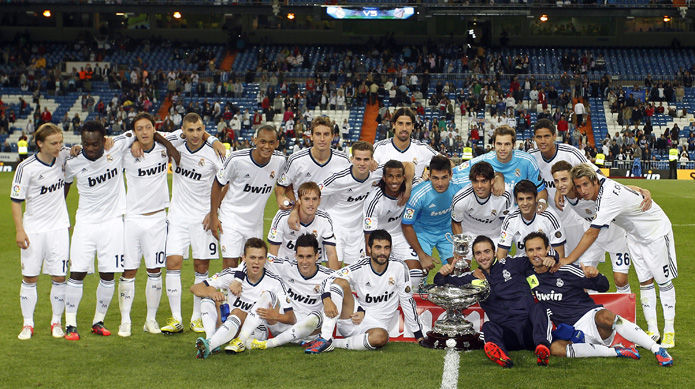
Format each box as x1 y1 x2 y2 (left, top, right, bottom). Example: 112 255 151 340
198 158 205 166
556 278 564 287
270 170 275 179
106 154 113 162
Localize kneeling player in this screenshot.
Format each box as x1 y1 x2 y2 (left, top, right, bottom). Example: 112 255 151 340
306 229 424 353
524 232 673 367
434 235 552 368
190 238 295 359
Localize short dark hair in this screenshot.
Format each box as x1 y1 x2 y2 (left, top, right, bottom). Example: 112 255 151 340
183 112 203 124
472 235 495 252
391 107 416 124
492 125 516 144
469 161 495 181
256 124 277 138
534 118 556 135
295 233 319 254
81 120 106 137
380 160 406 194
351 140 374 156
523 231 549 249
367 229 392 248
513 179 537 199
132 112 156 128
243 238 268 256
429 155 451 174
550 160 573 176
297 181 321 199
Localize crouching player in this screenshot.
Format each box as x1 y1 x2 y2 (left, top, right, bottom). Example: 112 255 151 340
190 238 295 359
434 235 552 368
523 232 673 367
306 229 424 353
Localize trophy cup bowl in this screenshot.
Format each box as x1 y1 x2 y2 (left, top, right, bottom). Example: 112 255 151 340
445 233 473 272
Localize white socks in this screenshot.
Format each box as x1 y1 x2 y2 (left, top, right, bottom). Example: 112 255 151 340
93 279 114 325
118 277 135 325
166 270 182 322
191 272 208 322
320 284 345 340
616 284 631 294
334 333 376 350
566 343 616 358
614 316 660 354
209 314 242 350
639 283 658 334
200 298 218 339
50 280 66 325
267 313 320 348
238 291 275 345
64 278 83 327
658 281 676 333
20 281 37 327
145 272 162 322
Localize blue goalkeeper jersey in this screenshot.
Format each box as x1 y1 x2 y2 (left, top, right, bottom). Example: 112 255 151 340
453 150 546 193
401 179 465 235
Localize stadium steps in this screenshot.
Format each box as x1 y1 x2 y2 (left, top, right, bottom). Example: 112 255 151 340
359 102 379 142
219 51 237 72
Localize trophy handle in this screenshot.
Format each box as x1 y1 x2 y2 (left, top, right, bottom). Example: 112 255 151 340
444 232 454 245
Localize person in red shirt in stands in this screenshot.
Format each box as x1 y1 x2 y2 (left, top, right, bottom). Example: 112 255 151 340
40 108 52 124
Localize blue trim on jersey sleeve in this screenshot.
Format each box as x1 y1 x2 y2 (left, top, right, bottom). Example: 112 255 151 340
551 240 567 247
589 224 609 229
268 240 282 245
322 241 337 246
11 197 24 203
498 244 511 250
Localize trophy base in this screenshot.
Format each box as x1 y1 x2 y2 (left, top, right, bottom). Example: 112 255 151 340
420 331 484 351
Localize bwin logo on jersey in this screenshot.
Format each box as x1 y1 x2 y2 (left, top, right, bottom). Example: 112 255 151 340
535 290 563 301
430 208 451 217
137 162 168 176
287 288 317 305
232 300 255 310
40 179 65 194
347 194 368 202
174 166 202 180
243 183 273 194
88 168 118 187
365 291 394 303
503 269 511 282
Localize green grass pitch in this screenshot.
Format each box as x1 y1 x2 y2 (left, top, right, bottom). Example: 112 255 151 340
1 174 693 388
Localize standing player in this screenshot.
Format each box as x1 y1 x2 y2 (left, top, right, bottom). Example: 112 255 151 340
363 160 423 288
208 125 286 269
373 107 438 179
306 229 424 353
454 125 548 210
11 123 70 340
62 121 137 340
267 182 339 269
524 232 673 366
275 116 350 210
160 113 224 334
497 180 565 259
451 161 513 250
191 238 295 358
250 233 334 350
550 161 631 293
563 164 677 348
402 155 466 271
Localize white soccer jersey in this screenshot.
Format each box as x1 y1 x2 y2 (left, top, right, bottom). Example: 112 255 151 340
64 133 135 223
451 184 513 238
123 142 170 215
323 258 423 337
166 137 223 222
565 194 628 253
265 254 333 317
216 148 286 231
362 185 405 237
11 149 70 232
276 148 350 198
319 167 383 233
591 177 671 242
373 138 438 178
268 209 336 261
498 208 566 252
205 267 292 313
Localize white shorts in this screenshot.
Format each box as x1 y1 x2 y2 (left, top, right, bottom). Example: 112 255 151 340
627 231 678 284
21 228 70 277
337 311 397 338
166 218 218 260
573 307 615 347
390 234 418 262
335 228 365 265
219 222 262 259
70 216 125 273
124 212 167 270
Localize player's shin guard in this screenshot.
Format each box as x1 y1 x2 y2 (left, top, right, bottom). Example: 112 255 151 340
50 280 66 325
20 281 37 327
165 270 182 322
566 343 616 358
267 313 320 348
118 277 135 325
639 283 658 334
333 333 376 351
93 279 115 325
613 315 660 353
320 284 344 340
409 269 426 291
238 291 275 344
200 298 218 339
657 281 676 333
209 314 242 350
191 272 208 321
145 272 162 322
65 278 83 327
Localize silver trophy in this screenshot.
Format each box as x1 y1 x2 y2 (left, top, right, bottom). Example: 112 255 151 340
445 233 473 272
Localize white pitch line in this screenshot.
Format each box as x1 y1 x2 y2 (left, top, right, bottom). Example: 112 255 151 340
440 348 460 389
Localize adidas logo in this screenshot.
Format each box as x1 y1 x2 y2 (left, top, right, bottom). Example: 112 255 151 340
365 282 371 287
347 188 353 192
305 172 311 177
244 173 251 178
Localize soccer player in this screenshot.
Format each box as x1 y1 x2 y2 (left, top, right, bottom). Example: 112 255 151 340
250 233 334 350
267 182 339 269
433 235 553 368
451 161 513 250
62 120 137 340
523 232 673 366
275 116 350 210
208 125 286 269
453 125 548 209
191 238 295 358
402 155 467 271
550 160 631 293
373 107 438 179
306 229 424 353
11 123 70 340
497 180 566 259
363 160 424 288
562 164 677 348
160 113 224 334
